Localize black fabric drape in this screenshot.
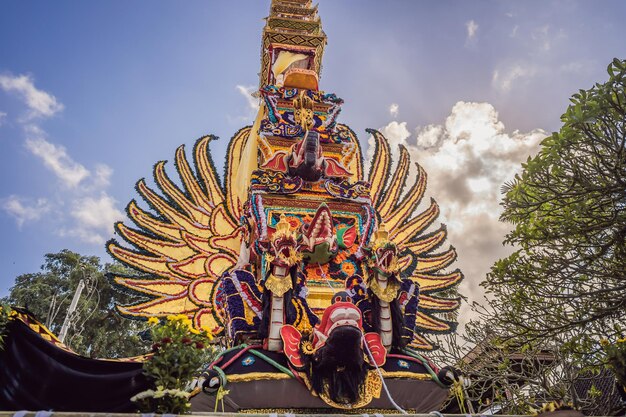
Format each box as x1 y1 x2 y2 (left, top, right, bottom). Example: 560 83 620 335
0 319 149 411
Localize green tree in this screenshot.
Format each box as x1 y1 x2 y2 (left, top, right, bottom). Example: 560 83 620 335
0 304 11 350
2 250 149 358
432 311 620 415
428 59 626 416
485 58 626 359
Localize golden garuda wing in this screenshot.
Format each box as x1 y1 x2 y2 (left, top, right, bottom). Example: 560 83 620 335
367 129 463 350
107 129 251 335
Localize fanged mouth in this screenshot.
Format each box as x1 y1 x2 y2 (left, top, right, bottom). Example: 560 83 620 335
271 237 299 267
302 204 335 251
377 248 397 271
277 241 294 258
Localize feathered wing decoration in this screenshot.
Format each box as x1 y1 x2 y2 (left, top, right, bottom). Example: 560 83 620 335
367 129 463 350
107 129 251 335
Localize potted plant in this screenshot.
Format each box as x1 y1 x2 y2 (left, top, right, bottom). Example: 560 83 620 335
131 315 217 414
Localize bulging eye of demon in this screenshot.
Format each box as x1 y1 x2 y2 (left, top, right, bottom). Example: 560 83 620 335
272 235 298 261
268 233 301 268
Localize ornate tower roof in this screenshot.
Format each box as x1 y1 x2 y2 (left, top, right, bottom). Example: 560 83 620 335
259 0 327 89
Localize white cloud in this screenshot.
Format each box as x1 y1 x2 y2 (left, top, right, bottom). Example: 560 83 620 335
228 84 261 124
92 163 113 188
235 85 260 112
492 63 537 92
529 24 567 52
415 124 446 150
366 121 411 169
0 74 63 119
25 136 90 188
372 101 547 325
71 194 123 230
0 111 6 126
0 71 124 247
62 193 124 244
558 61 592 75
0 77 87 188
380 121 410 149
389 103 399 118
532 24 552 51
58 228 104 245
492 58 587 94
2 195 50 228
466 20 479 42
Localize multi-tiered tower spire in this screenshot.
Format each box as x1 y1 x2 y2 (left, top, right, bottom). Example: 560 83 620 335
259 0 327 89
0 2 466 413
107 1 463 410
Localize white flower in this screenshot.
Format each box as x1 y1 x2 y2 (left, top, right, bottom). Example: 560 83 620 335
130 389 155 402
131 387 191 402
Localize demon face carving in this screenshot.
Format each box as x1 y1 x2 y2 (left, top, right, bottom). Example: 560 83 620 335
301 203 356 265
261 131 351 182
301 203 336 264
364 224 401 301
264 214 302 295
280 299 386 407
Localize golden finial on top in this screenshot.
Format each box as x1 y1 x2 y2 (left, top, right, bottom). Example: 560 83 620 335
275 213 292 234
373 223 389 242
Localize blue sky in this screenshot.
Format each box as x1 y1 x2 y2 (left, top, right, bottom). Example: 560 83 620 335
1 1 625 301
